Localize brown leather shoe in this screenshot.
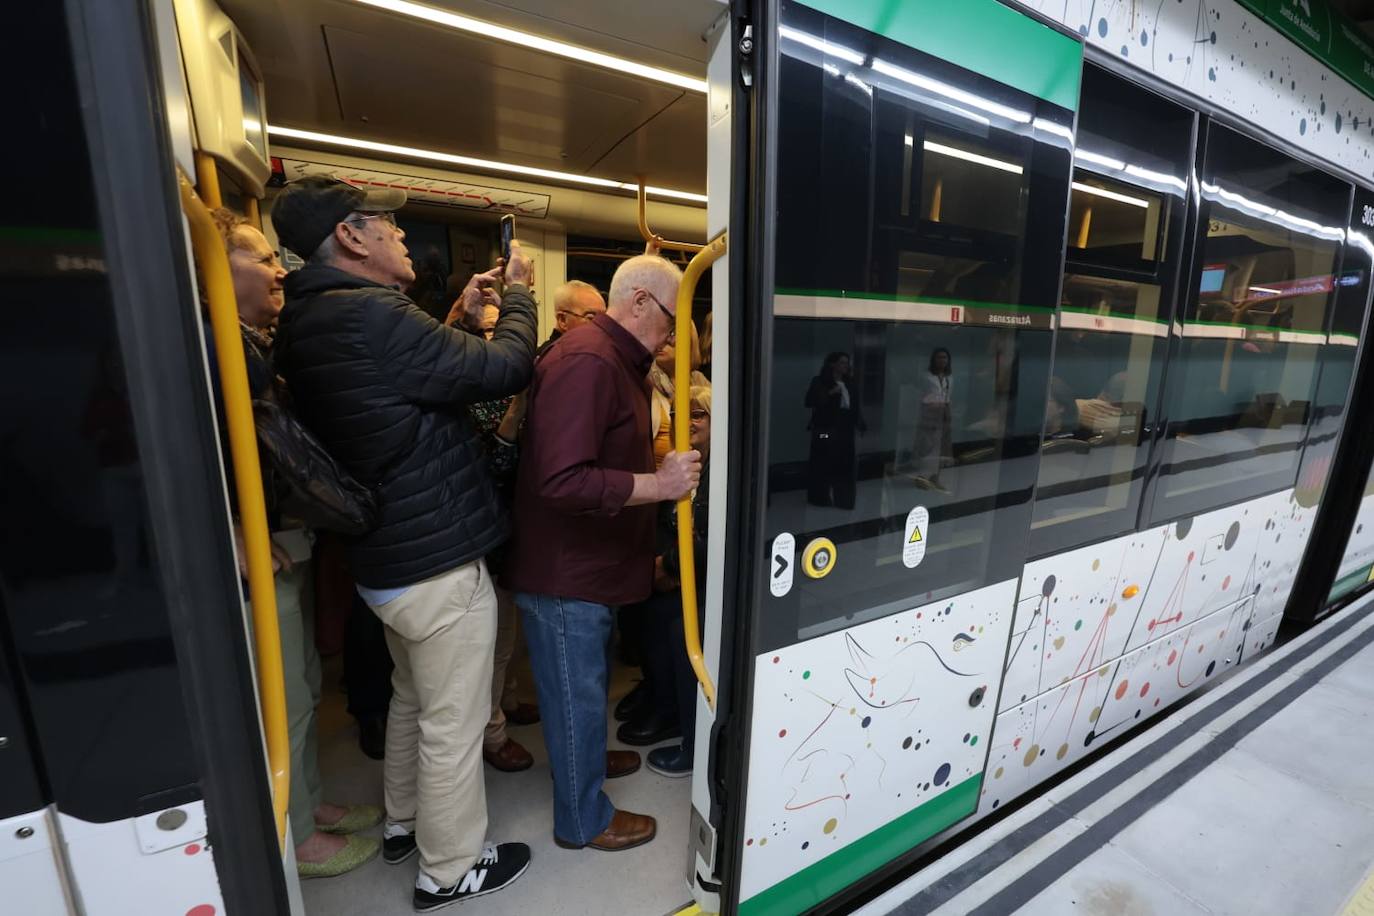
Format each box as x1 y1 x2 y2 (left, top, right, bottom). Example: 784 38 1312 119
554 809 656 851
606 750 641 779
483 738 534 772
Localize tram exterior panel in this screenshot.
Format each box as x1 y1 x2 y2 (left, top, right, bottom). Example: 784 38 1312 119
730 0 1374 912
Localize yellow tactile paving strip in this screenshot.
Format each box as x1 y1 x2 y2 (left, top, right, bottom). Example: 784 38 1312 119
1341 863 1374 916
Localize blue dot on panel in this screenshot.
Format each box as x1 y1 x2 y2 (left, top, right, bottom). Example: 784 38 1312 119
1098 17 1108 37
1141 30 1149 46
1300 118 1307 135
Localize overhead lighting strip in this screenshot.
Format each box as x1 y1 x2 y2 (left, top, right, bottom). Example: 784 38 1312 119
923 140 1023 175
1071 181 1150 208
348 0 708 93
268 125 708 204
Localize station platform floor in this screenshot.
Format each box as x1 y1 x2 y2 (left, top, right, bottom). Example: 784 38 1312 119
858 591 1374 916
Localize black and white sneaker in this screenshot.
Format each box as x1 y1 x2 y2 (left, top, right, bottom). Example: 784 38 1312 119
413 842 531 912
384 831 418 865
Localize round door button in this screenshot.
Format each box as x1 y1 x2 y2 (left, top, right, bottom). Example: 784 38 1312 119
802 537 837 579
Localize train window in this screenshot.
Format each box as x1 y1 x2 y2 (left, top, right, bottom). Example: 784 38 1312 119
1290 187 1372 511
1030 68 1192 555
1150 123 1351 521
763 2 1071 644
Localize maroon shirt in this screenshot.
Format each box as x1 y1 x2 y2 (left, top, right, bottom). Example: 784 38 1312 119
504 314 657 606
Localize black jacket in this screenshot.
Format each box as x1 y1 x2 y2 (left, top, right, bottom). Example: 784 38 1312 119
273 264 537 587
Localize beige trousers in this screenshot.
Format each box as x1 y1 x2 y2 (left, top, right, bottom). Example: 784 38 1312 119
484 584 520 751
367 559 496 885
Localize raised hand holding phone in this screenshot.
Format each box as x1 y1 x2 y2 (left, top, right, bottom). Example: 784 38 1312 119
503 238 534 289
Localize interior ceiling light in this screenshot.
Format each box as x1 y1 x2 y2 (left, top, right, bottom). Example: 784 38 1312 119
268 125 708 203
923 140 1023 175
348 0 707 93
1071 181 1150 208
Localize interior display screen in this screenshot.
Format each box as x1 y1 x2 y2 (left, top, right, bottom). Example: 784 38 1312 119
239 60 266 160
1199 265 1226 293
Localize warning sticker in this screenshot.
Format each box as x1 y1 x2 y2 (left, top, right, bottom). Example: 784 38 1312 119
903 506 929 569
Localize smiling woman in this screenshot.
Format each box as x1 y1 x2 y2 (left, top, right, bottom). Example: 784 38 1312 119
212 208 288 330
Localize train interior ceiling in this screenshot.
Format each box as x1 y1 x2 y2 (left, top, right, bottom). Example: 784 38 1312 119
198 0 723 914
218 0 722 278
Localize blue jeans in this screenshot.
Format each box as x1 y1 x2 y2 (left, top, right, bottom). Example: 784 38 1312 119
516 592 616 844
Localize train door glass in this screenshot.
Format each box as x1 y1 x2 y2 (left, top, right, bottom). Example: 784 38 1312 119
1323 188 1374 602
728 3 1079 913
1029 66 1193 556
1149 124 1350 522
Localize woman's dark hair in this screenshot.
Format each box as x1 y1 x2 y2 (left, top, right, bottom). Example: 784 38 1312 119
928 347 953 376
818 351 850 378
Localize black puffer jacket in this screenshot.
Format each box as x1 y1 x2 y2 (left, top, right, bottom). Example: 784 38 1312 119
274 265 537 587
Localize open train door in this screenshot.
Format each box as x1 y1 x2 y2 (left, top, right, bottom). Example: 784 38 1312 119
685 3 1085 912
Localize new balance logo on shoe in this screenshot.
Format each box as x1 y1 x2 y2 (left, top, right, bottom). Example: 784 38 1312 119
412 841 530 913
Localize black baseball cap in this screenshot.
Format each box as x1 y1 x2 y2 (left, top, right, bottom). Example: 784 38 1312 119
271 175 406 258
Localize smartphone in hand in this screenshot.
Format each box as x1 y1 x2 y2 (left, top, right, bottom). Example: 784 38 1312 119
499 214 515 278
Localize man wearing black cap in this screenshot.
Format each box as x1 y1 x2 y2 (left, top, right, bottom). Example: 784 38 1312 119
271 176 537 911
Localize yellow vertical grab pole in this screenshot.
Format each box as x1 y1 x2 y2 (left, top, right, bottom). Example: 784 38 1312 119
245 196 262 231
177 167 291 849
674 231 727 711
194 150 223 209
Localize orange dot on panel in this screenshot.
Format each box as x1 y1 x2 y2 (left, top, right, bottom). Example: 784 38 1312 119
1115 680 1130 700
186 907 216 916
1187 551 1195 562
184 844 201 856
1168 649 1178 665
1222 575 1231 590
1139 682 1150 697
1122 585 1140 599
778 729 787 738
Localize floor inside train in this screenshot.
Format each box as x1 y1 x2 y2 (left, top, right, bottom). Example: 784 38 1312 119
300 655 694 916
856 593 1374 916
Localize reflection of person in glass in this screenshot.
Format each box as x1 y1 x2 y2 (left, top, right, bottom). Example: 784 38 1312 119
806 352 865 509
912 347 953 491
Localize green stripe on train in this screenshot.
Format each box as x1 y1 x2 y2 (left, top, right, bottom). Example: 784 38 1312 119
795 0 1082 111
739 775 981 916
1328 564 1374 604
775 287 1057 315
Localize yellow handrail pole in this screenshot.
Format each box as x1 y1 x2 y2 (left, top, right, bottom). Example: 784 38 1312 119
177 168 291 849
245 196 262 231
639 179 705 254
674 231 727 711
194 151 223 209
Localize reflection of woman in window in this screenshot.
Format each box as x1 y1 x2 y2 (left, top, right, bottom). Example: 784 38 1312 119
912 347 954 491
806 352 865 509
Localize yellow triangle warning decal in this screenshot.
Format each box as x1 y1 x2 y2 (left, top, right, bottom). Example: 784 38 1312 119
908 527 923 544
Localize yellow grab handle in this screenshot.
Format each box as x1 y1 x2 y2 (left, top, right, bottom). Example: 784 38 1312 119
639 179 706 254
674 231 727 711
177 168 291 849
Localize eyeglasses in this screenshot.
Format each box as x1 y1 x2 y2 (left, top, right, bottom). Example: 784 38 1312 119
689 409 709 421
636 287 676 341
557 308 602 323
346 211 398 229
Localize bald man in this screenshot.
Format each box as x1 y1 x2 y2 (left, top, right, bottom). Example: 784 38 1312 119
538 279 607 360
504 255 701 851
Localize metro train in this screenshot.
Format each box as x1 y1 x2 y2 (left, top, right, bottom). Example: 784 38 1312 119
8 0 1374 914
